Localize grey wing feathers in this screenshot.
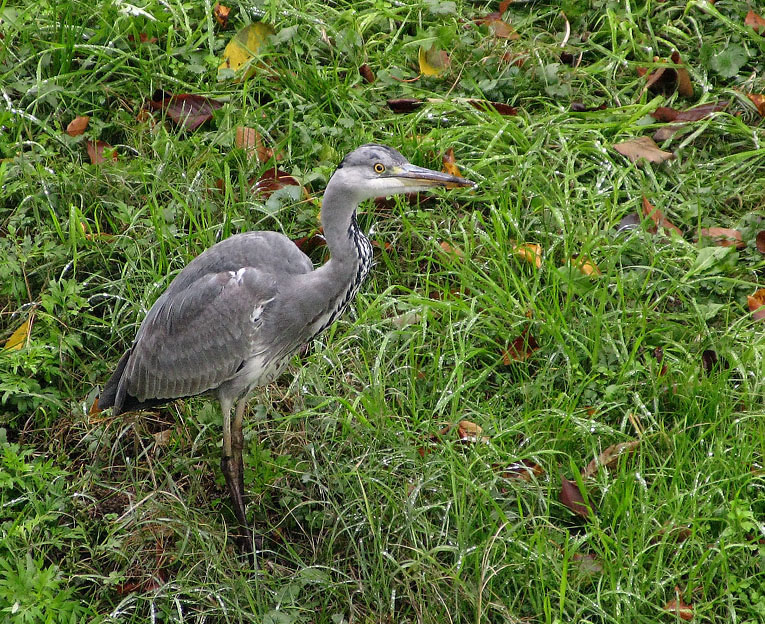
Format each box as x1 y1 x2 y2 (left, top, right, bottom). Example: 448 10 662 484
119 266 279 405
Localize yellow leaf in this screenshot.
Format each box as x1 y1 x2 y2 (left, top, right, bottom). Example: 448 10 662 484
513 243 542 268
569 254 601 277
4 317 32 350
418 45 450 77
218 22 275 80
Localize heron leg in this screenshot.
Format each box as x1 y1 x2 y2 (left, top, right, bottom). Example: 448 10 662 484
221 398 254 557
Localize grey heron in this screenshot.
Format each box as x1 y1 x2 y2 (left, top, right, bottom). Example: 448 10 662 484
98 144 475 555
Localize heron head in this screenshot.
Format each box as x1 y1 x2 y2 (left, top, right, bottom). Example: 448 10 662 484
330 143 475 202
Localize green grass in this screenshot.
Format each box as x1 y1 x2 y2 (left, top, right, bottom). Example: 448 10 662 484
2 0 765 622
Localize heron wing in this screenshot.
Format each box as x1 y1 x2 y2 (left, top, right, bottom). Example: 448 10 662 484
118 266 279 404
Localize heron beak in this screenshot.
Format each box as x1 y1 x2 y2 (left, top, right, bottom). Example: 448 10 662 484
392 164 476 190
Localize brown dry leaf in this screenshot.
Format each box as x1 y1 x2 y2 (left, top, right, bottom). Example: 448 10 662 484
442 147 462 178
86 140 118 164
466 99 518 116
251 168 304 199
513 243 542 268
4 317 32 350
501 328 539 364
640 51 693 97
439 241 464 259
698 227 745 249
744 10 765 33
89 396 101 417
651 101 728 123
475 11 519 40
569 254 601 277
664 588 693 621
457 419 489 443
293 232 326 255
66 115 89 137
641 196 683 237
418 44 450 76
500 459 545 481
235 126 274 162
582 440 640 478
153 429 174 447
571 553 604 576
148 92 223 130
559 476 592 519
127 33 158 44
359 63 375 83
747 93 765 116
387 98 425 114
613 136 675 164
747 289 765 322
755 231 765 254
213 3 230 28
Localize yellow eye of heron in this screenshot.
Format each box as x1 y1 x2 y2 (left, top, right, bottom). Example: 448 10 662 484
373 163 385 173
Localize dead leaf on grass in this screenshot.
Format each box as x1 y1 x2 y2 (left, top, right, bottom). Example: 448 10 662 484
457 419 489 444
571 553 604 576
568 254 601 277
747 289 765 322
86 140 118 164
513 243 542 268
638 51 693 98
664 588 694 621
235 126 276 162
213 3 230 28
4 317 33 350
698 227 745 249
250 168 305 199
641 196 683 237
755 231 765 254
747 93 765 116
651 101 728 123
66 115 89 137
442 147 463 178
439 241 464 259
148 92 223 131
613 136 675 164
419 44 450 76
744 10 765 34
500 459 545 481
581 440 640 478
293 231 326 255
501 328 539 364
359 63 375 83
559 476 593 519
218 22 275 80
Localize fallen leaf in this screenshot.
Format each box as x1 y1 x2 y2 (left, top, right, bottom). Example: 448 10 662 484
701 349 728 375
616 213 641 234
439 241 464 258
213 3 230 28
641 196 683 236
66 115 89 137
235 126 274 162
664 588 693 621
501 328 539 364
513 243 542 268
153 429 173 446
89 396 101 417
127 33 158 44
744 10 765 33
652 124 686 142
639 51 693 97
293 232 326 255
571 102 607 112
4 317 32 350
747 289 765 322
442 147 462 178
387 98 425 114
571 553 603 576
465 99 518 116
651 101 728 123
569 254 601 277
581 440 640 478
559 476 592 519
251 168 303 199
651 524 692 545
755 231 765 254
418 44 450 77
359 63 375 83
613 136 675 164
457 419 489 443
747 93 765 116
86 140 118 164
218 22 275 80
475 12 519 40
698 227 745 249
500 459 545 481
148 92 223 131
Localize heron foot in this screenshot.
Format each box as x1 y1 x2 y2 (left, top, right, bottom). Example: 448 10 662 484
221 454 259 563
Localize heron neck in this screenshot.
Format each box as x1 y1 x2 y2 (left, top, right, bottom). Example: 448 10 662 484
320 182 365 268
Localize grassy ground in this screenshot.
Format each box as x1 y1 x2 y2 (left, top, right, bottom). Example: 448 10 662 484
2 0 765 622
